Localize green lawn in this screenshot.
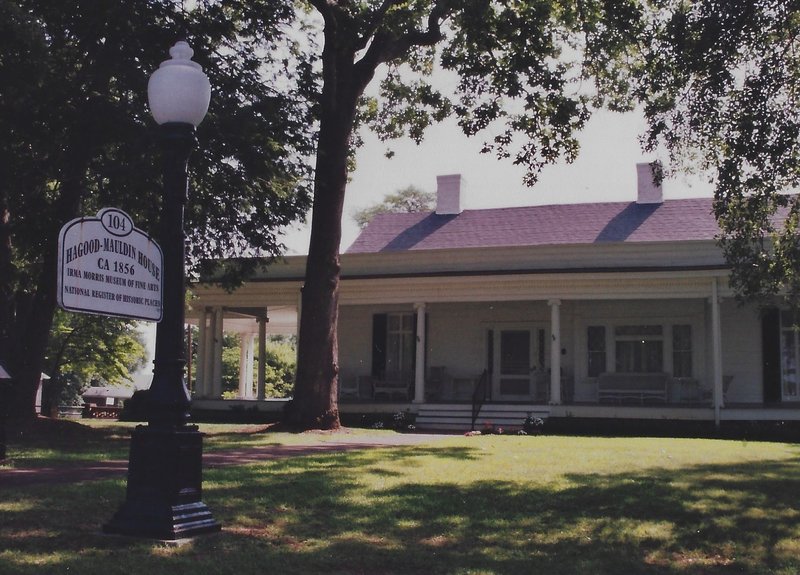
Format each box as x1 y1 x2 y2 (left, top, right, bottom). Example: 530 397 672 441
2 422 800 574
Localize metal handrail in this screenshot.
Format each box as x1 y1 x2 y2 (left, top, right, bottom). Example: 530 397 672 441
471 370 490 430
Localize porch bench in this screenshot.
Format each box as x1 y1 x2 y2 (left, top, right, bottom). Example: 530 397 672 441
597 372 670 404
371 378 410 401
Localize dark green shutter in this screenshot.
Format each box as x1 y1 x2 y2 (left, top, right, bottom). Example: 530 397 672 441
762 308 781 404
371 314 387 378
487 330 494 373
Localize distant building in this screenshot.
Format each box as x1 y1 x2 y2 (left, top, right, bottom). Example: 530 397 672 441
81 385 134 408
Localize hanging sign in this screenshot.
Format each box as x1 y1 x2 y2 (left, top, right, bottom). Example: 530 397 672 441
57 208 163 321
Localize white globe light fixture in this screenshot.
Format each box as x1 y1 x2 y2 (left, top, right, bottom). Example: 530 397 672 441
104 40 219 541
147 41 211 126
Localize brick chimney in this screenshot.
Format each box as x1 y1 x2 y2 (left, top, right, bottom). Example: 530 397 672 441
436 174 464 215
636 162 663 204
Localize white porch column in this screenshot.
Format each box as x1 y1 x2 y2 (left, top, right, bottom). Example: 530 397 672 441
202 307 216 397
238 332 251 399
711 278 724 425
244 333 256 399
414 303 427 403
257 311 268 401
212 306 224 398
549 299 562 405
195 308 208 398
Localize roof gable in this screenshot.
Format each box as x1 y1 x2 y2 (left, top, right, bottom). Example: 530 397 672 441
346 198 719 254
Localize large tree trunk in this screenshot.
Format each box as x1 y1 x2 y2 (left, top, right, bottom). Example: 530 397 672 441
291 131 348 428
8 292 54 422
290 18 366 429
0 195 12 367
6 165 85 423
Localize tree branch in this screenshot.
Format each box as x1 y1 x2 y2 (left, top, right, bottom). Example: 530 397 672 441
354 0 406 52
306 0 335 19
352 0 452 93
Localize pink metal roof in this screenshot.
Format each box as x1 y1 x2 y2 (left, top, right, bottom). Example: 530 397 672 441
347 197 719 254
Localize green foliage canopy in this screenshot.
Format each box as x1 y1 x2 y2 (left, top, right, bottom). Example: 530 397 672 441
45 310 147 405
217 334 296 398
635 0 800 306
355 1 645 186
46 311 146 386
0 0 317 418
353 186 435 229
1 0 315 284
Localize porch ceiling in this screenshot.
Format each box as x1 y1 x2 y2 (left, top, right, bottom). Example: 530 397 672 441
185 305 297 335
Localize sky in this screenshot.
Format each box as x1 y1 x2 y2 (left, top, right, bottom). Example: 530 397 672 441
279 108 714 255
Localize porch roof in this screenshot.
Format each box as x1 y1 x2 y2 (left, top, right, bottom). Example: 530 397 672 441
347 197 719 254
82 385 134 400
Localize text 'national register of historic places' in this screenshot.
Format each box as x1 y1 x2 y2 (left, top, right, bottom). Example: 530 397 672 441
57 208 164 322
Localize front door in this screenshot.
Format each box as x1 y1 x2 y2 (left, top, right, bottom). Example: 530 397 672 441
492 327 547 401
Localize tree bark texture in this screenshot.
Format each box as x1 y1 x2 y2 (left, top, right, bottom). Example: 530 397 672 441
291 11 368 429
6 161 86 422
292 3 445 429
0 196 12 368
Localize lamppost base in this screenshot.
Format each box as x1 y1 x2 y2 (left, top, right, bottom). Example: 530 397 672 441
104 425 221 540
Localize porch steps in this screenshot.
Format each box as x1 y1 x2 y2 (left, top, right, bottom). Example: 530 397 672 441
414 404 549 433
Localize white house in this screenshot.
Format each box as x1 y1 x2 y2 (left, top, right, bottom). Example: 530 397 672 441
188 166 799 430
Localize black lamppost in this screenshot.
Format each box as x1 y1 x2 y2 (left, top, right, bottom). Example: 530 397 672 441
105 41 220 540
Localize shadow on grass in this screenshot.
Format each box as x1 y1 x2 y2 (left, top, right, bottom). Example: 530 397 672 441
2 444 800 574
3 419 134 465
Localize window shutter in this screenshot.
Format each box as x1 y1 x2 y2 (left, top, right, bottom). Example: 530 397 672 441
371 314 387 378
762 308 781 404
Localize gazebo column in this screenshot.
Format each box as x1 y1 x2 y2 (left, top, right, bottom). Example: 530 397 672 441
549 299 562 405
211 306 224 398
414 303 427 403
195 307 209 397
238 332 255 399
245 333 256 399
202 307 216 397
257 311 268 401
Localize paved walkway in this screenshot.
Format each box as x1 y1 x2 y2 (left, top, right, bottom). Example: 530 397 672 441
0 432 448 489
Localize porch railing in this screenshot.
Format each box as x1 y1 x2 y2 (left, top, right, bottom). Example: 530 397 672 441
471 370 490 430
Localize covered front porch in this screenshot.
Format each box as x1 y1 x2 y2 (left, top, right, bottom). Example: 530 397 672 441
188 253 800 428
335 271 738 419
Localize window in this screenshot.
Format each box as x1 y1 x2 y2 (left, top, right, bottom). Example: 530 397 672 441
587 322 696 377
672 325 692 377
614 325 663 373
587 326 606 377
